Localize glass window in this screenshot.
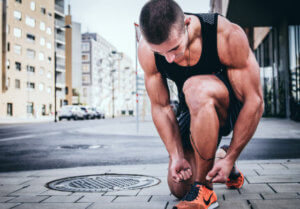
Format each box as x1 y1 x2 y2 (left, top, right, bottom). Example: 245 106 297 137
82 54 90 61
15 62 21 71
82 75 91 84
40 22 45 31
7 42 10 51
39 52 44 61
40 37 45 46
7 103 13 116
25 16 35 27
15 79 20 89
39 83 44 91
41 7 46 14
46 27 51 35
46 42 51 49
13 44 21 54
27 102 34 114
26 65 35 73
47 87 51 94
82 42 90 51
27 82 35 89
6 59 10 70
47 72 52 79
13 28 21 38
82 64 90 72
15 0 22 3
26 49 35 59
39 67 44 75
30 1 35 11
13 11 21 20
26 33 35 42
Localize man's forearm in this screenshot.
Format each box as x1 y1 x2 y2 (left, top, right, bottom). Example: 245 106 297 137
226 100 264 162
151 104 184 159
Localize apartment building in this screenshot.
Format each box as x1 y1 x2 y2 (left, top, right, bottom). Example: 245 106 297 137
210 0 300 121
81 32 116 109
0 0 55 118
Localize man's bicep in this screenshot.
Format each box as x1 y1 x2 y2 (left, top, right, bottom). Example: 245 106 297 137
145 72 170 107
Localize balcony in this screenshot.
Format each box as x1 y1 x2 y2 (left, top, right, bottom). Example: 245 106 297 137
55 19 65 28
55 33 65 43
55 4 64 15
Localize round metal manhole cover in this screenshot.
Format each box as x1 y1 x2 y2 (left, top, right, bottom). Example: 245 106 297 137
46 174 161 192
57 144 106 150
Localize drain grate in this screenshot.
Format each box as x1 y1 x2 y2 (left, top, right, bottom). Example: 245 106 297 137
46 174 160 192
57 144 105 150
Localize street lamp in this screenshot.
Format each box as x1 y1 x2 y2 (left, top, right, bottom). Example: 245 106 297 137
54 24 72 122
110 69 116 118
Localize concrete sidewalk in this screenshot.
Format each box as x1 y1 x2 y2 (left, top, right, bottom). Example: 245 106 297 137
0 159 300 209
0 117 299 209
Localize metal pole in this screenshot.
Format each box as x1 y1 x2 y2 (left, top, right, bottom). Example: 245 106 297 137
54 51 57 122
112 71 115 118
135 36 139 132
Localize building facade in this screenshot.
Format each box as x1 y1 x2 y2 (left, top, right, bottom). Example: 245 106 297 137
210 0 300 121
0 0 55 118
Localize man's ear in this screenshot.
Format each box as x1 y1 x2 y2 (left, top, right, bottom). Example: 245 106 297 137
184 16 191 26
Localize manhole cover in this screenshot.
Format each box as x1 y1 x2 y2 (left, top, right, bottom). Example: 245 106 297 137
46 174 160 192
57 145 105 150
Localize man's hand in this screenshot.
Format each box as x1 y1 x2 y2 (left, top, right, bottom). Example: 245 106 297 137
169 157 192 183
206 158 234 183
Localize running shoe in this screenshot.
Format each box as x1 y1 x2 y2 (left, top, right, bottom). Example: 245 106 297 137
220 145 245 189
173 182 219 209
226 169 244 189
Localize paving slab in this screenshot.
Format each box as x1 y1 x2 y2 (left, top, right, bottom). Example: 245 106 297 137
0 196 16 203
42 195 83 203
250 199 300 209
247 175 300 183
88 202 167 209
269 183 300 193
0 203 21 209
224 193 262 200
261 192 300 199
113 195 151 203
104 189 141 196
239 184 275 194
76 194 115 203
7 195 49 203
12 203 91 209
255 169 300 175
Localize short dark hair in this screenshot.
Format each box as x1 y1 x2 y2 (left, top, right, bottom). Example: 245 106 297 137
139 0 185 45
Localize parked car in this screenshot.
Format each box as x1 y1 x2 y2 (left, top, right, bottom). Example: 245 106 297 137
80 106 89 119
86 107 97 119
58 105 85 121
95 107 105 119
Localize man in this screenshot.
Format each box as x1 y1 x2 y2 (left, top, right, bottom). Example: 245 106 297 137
138 0 264 208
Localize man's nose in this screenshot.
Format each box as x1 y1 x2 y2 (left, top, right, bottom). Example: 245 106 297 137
165 53 175 63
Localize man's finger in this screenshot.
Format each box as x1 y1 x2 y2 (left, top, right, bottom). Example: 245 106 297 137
212 175 226 183
180 170 189 180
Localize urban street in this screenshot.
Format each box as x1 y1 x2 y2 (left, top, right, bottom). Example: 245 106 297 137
0 117 299 172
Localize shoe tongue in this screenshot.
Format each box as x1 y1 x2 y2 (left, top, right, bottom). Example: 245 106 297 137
193 182 203 188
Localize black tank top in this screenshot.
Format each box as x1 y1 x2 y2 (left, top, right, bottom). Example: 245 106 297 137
154 13 226 95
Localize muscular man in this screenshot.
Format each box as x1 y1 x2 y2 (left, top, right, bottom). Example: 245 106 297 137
138 0 264 208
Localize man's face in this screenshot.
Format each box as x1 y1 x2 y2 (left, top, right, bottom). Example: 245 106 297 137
148 25 188 63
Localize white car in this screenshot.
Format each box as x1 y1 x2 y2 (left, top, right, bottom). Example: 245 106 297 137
58 105 85 121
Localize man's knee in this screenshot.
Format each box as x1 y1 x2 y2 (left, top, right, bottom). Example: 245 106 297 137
183 78 216 116
167 175 189 199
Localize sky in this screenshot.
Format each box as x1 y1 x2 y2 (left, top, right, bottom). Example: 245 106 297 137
67 0 210 62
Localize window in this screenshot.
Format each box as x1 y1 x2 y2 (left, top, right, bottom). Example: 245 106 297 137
40 37 45 46
30 1 35 11
25 16 35 27
26 65 35 73
26 33 35 42
39 83 44 91
82 54 90 61
47 87 51 94
15 79 20 89
82 64 90 73
47 72 52 79
82 75 91 84
7 42 10 51
15 0 22 3
39 52 44 61
13 28 21 38
27 82 35 89
46 42 51 49
26 49 35 59
6 59 10 70
15 62 21 71
27 102 34 114
13 44 21 54
7 77 10 88
41 7 46 14
48 57 52 62
39 67 44 75
82 42 90 51
40 22 45 31
46 27 51 35
13 11 21 20
7 103 13 116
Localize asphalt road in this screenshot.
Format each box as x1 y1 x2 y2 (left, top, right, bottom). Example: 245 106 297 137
0 119 299 172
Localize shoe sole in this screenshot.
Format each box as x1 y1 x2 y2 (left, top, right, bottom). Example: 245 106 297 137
209 202 219 209
173 202 219 209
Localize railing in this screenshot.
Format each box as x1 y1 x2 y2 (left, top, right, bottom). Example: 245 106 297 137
55 33 65 42
55 19 65 28
55 4 64 14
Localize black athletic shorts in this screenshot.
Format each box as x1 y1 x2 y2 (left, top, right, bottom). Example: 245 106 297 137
177 72 243 150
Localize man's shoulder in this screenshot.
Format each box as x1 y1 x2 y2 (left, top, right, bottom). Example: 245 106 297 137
138 38 158 75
